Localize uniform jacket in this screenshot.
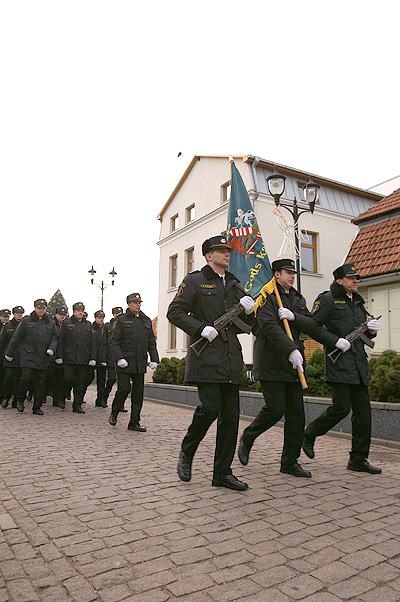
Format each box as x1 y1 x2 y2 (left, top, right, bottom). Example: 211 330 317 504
0 318 23 367
104 320 115 367
57 316 96 365
109 308 159 374
254 283 338 382
7 312 58 370
167 264 253 384
92 322 107 365
312 281 374 385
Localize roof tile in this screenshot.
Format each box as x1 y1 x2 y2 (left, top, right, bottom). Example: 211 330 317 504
346 217 400 277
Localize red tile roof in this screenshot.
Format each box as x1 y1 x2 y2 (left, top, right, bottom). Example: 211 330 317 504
354 187 400 223
346 217 400 277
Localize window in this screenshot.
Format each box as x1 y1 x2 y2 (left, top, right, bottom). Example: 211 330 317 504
301 231 317 273
222 182 231 204
170 254 178 288
169 324 177 350
185 204 195 223
186 247 194 274
170 214 178 232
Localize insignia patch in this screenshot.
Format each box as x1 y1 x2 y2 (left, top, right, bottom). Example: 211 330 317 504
200 284 216 288
334 300 346 304
177 282 186 297
312 300 320 313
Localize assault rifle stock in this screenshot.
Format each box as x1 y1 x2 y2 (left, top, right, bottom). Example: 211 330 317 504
190 302 252 357
327 315 381 364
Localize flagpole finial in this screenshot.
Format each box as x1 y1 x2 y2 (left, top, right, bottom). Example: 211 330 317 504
229 155 234 163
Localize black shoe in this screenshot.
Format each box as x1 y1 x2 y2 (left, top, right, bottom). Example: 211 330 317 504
109 414 117 426
73 406 85 414
16 400 24 413
120 408 128 413
212 474 248 491
33 408 44 415
58 400 65 409
347 460 382 474
302 434 315 459
238 437 251 466
1 399 8 408
127 423 146 432
280 462 312 478
177 451 192 482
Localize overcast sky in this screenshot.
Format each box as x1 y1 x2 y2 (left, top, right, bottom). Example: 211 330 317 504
1 1 398 320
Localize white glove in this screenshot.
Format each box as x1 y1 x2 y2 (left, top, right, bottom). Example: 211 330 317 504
100 362 107 366
5 355 13 362
117 359 128 368
288 349 304 372
201 326 218 342
335 338 351 352
88 360 96 367
239 296 255 315
55 358 63 365
47 349 54 356
278 308 295 322
368 319 380 333
149 362 157 370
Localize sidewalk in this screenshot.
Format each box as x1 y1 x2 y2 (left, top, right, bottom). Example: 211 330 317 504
1 388 400 602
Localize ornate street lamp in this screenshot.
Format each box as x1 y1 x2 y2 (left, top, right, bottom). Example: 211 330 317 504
267 167 320 293
88 266 117 310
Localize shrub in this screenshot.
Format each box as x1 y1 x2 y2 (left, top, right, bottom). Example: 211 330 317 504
369 350 400 402
152 357 180 384
176 357 186 384
305 348 332 398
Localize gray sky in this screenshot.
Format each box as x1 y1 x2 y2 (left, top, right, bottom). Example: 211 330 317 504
1 0 398 320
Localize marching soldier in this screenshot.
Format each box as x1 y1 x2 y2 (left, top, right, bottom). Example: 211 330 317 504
85 310 108 407
0 309 11 401
167 236 255 491
103 307 123 408
56 302 96 414
0 306 24 409
238 259 345 478
108 294 159 431
303 263 382 474
6 299 58 414
47 307 67 407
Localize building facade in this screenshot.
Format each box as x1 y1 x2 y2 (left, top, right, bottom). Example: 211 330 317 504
346 187 400 354
157 155 382 363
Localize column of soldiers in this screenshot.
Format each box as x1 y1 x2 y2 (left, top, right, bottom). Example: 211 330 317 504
167 235 382 492
0 296 159 425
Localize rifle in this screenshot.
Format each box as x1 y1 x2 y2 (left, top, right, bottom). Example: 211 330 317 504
190 302 252 357
327 315 381 364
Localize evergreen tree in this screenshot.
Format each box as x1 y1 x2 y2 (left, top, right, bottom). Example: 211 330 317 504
47 289 69 319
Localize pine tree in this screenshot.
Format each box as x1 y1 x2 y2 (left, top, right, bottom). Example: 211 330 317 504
47 289 69 319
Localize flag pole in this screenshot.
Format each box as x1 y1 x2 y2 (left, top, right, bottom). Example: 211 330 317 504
272 280 308 390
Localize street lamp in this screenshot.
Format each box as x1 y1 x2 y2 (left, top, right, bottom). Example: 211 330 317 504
88 266 117 310
266 167 320 293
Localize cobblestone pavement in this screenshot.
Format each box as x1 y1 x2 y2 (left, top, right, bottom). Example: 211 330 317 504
1 388 400 602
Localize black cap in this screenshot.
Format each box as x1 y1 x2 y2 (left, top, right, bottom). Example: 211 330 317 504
0 309 11 317
271 258 297 273
94 310 105 318
202 236 231 256
12 306 24 314
72 302 85 311
127 293 142 304
34 298 47 308
55 307 67 315
112 306 123 315
333 262 359 280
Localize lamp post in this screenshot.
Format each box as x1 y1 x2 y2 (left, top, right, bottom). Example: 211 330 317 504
266 166 320 294
88 266 117 311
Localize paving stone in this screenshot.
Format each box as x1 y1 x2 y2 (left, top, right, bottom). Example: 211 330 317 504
278 575 324 599
6 578 39 601
359 585 400 602
329 575 375 599
0 514 17 530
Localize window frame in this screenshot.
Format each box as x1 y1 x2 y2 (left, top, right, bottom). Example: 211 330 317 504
185 203 195 224
170 254 178 288
186 247 194 274
170 213 179 232
301 230 318 273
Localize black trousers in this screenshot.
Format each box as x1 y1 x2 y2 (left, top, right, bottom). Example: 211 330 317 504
181 382 240 478
111 372 144 425
0 365 5 400
104 366 116 402
17 368 46 409
241 381 304 468
305 383 371 462
84 365 107 402
2 367 22 401
62 364 87 407
47 363 64 404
